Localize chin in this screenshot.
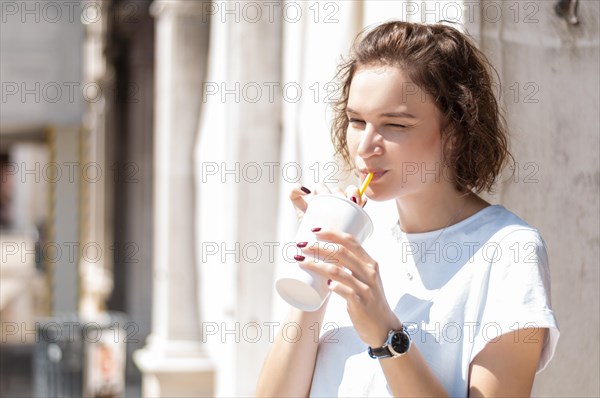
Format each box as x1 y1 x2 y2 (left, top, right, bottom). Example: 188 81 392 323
367 181 420 202
364 188 400 202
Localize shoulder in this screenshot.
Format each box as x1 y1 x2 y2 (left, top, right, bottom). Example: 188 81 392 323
477 209 554 312
459 205 551 289
477 205 539 234
448 204 547 257
475 205 547 253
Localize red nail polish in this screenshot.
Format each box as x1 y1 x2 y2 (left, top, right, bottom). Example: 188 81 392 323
351 196 357 203
301 186 311 194
296 242 308 248
294 255 305 261
327 279 332 286
311 227 321 232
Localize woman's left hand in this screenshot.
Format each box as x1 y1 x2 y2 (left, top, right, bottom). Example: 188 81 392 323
297 228 402 347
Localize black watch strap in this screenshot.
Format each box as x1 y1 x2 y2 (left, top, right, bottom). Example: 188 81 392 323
367 345 393 359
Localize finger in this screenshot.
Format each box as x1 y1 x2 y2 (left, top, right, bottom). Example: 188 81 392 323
344 185 364 206
307 229 376 273
297 258 369 299
299 240 372 285
289 184 311 215
328 279 363 304
310 229 371 260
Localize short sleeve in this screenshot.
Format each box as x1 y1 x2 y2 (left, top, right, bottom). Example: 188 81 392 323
471 228 560 373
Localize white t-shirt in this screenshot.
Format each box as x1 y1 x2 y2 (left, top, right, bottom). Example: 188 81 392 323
309 204 560 397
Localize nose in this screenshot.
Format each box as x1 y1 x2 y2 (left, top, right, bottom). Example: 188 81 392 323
357 123 383 158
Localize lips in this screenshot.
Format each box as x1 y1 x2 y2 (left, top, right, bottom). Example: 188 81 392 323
359 169 388 182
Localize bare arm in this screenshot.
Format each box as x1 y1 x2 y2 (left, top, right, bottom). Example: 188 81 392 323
378 332 451 397
255 305 327 397
468 328 546 397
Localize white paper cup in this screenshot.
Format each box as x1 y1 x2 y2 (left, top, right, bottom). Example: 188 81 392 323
276 194 374 312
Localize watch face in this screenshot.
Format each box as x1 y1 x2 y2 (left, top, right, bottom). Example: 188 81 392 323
390 330 410 354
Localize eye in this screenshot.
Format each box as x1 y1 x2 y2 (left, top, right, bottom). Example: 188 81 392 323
387 123 407 129
348 118 366 126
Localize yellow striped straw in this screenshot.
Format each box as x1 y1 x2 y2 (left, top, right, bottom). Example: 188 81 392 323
359 172 374 196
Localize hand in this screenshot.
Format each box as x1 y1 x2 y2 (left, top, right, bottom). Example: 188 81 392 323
289 184 336 222
296 228 401 347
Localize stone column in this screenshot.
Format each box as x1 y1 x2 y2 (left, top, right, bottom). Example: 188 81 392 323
50 126 81 313
133 1 213 397
79 34 115 318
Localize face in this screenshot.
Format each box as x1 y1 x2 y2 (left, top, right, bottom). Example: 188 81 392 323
346 65 450 201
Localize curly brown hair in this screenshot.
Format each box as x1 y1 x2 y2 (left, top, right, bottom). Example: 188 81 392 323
331 21 514 194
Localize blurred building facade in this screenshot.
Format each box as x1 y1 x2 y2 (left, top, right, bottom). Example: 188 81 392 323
1 0 598 397
1 0 155 395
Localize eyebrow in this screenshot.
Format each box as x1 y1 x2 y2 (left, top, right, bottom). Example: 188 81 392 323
346 107 416 119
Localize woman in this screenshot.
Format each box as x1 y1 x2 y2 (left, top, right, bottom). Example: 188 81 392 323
257 21 559 397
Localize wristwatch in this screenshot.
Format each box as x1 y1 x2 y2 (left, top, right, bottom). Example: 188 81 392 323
367 324 411 359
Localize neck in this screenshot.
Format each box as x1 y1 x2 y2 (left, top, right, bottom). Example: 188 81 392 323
395 185 488 234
